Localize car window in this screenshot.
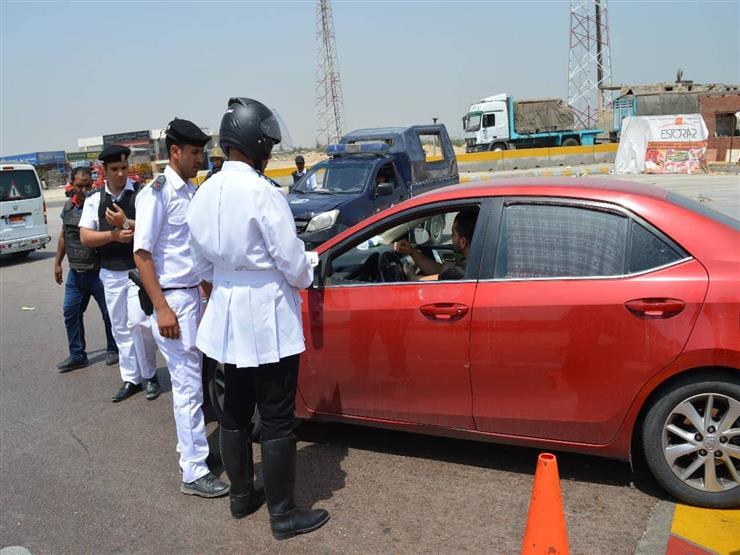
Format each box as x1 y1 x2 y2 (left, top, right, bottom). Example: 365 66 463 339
494 203 629 279
629 221 685 273
0 170 41 201
293 163 369 194
326 206 480 285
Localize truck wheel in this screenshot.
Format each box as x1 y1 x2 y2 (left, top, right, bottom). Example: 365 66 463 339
641 373 740 508
489 142 507 152
562 138 580 147
206 360 263 442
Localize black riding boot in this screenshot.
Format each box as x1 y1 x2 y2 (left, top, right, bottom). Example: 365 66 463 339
219 426 265 519
261 435 330 540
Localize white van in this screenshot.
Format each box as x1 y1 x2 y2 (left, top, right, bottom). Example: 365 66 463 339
0 163 50 258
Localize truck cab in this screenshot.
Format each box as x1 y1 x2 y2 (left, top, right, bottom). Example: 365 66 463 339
287 125 458 248
463 93 511 152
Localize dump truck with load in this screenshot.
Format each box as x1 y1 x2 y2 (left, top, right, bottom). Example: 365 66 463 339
463 93 602 152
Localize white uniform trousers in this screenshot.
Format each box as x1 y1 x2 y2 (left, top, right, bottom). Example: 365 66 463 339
151 288 209 483
99 268 157 384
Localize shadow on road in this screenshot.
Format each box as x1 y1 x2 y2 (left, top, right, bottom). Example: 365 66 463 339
0 250 57 266
295 420 672 501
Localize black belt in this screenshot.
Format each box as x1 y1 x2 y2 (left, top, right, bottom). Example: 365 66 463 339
161 285 200 292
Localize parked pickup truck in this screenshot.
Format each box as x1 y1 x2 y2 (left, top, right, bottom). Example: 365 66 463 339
287 125 459 248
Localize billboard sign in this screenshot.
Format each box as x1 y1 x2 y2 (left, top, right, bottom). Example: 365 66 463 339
103 130 150 147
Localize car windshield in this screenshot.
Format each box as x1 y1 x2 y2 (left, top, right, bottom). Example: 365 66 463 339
463 113 481 132
666 193 740 231
0 170 41 201
292 163 370 194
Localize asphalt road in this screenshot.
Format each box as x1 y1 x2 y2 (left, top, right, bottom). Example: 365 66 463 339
1 174 737 554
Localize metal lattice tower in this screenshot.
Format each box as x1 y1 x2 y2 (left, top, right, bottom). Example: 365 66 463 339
315 0 345 147
568 0 613 129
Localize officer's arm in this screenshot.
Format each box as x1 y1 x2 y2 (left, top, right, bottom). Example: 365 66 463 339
133 250 167 311
257 189 313 290
80 227 123 247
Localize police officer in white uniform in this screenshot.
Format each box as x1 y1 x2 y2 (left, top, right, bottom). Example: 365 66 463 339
187 98 329 539
79 145 159 402
133 119 229 499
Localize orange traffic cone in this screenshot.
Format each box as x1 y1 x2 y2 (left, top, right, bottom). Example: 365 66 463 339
521 453 570 555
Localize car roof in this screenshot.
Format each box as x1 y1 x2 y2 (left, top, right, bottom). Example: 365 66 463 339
1 163 36 171
413 177 669 206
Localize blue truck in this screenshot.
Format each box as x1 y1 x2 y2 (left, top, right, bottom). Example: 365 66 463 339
287 125 459 248
462 93 602 152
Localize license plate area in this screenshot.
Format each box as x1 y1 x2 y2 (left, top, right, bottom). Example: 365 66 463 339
8 214 27 225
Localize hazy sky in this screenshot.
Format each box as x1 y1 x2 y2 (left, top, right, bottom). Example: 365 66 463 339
1 0 738 155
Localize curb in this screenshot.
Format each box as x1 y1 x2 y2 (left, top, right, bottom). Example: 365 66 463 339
459 164 613 182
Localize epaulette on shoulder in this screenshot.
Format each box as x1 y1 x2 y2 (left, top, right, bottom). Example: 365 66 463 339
260 174 282 188
151 175 166 191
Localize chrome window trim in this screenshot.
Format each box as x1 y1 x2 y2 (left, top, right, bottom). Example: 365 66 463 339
322 279 478 290
479 256 694 283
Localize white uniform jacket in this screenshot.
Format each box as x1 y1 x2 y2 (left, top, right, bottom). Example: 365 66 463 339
186 161 313 368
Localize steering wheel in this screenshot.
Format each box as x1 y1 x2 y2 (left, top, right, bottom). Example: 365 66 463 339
378 251 406 282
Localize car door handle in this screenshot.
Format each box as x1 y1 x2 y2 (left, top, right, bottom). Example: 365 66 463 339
625 298 685 320
420 303 469 321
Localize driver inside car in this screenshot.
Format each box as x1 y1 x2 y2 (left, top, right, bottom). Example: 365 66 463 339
394 209 477 281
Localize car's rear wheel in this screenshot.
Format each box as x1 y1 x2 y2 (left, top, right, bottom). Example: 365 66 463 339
206 361 262 442
642 374 740 508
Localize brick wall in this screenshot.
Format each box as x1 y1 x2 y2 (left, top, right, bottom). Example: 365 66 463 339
699 93 740 161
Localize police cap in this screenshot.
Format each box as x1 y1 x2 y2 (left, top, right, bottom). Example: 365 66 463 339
165 118 211 148
100 144 131 164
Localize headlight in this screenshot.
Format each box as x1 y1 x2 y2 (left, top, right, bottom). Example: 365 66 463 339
306 209 339 232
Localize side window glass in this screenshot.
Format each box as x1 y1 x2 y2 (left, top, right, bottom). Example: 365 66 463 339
482 113 496 128
326 206 480 285
495 204 629 279
629 222 683 273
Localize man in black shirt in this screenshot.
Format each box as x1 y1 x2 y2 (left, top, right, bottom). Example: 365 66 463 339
394 209 477 281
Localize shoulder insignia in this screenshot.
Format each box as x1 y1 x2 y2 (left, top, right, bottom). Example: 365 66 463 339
261 174 282 188
151 175 166 191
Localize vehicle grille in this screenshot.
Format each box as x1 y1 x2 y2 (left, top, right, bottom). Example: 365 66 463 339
465 137 477 146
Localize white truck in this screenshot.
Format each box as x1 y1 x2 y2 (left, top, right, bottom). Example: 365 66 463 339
462 93 602 152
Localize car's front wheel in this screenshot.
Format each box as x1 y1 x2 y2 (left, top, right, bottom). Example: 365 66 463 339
642 374 740 508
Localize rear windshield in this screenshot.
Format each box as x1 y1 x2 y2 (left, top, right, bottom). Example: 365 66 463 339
1 170 41 201
666 193 740 231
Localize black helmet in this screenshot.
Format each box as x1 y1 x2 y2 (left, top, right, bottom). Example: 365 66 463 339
219 97 281 162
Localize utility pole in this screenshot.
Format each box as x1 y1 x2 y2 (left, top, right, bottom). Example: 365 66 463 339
315 0 345 147
568 0 613 129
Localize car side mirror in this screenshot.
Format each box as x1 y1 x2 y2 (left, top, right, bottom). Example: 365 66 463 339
376 182 393 196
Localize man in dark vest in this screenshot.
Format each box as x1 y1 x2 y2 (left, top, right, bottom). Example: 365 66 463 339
54 166 118 372
79 145 159 402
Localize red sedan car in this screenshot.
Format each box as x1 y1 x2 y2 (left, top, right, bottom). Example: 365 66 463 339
293 177 739 508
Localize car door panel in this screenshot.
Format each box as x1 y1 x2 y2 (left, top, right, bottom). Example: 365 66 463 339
300 282 476 428
469 259 708 445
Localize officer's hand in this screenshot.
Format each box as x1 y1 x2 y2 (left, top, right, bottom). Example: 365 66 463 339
394 239 414 255
157 304 180 340
54 264 63 284
112 228 133 244
105 204 126 227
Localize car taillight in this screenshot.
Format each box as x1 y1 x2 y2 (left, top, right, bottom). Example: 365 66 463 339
43 200 48 224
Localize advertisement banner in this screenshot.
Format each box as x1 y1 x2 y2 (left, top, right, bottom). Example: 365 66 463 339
67 151 102 162
615 115 708 174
